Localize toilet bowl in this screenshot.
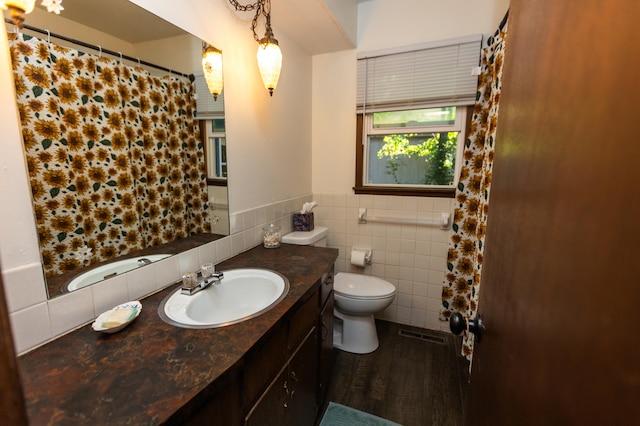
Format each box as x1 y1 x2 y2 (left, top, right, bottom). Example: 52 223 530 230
281 225 396 354
333 272 396 354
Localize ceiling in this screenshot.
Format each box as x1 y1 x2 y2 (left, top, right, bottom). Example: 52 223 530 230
274 0 356 54
35 0 185 44
36 0 356 55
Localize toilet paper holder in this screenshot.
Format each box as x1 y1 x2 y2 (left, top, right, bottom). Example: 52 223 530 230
352 248 372 265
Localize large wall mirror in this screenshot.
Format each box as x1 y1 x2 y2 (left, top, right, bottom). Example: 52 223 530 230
6 0 229 299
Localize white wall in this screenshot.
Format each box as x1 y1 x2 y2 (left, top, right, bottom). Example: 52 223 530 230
0 19 52 351
357 0 509 52
311 0 509 330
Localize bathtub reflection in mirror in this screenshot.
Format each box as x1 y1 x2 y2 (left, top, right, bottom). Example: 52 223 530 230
7 0 229 298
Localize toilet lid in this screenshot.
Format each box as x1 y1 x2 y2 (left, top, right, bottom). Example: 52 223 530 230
334 273 396 299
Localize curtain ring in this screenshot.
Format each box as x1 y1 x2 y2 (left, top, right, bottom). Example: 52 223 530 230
97 45 102 57
45 29 51 45
118 52 122 63
137 58 141 68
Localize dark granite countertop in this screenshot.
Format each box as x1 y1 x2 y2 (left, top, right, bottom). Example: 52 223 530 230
19 244 338 425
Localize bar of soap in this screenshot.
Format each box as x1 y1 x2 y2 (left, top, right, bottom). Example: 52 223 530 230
102 307 136 328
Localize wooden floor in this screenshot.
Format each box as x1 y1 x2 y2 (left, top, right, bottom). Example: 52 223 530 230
325 320 469 426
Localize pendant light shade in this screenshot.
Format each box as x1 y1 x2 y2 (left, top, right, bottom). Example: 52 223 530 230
202 44 223 101
1 0 35 27
228 0 282 96
257 39 282 96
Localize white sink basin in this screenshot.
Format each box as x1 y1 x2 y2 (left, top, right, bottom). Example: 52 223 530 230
66 254 172 292
158 268 290 328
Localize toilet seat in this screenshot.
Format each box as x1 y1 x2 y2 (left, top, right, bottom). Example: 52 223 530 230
334 272 396 300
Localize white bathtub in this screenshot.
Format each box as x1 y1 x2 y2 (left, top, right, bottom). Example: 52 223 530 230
66 254 172 292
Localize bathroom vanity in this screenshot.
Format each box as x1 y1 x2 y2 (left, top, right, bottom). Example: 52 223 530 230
17 244 338 425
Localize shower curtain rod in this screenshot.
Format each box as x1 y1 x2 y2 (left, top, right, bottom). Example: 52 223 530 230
4 18 194 81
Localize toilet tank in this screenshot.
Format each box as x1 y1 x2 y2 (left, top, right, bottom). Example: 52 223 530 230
281 226 328 247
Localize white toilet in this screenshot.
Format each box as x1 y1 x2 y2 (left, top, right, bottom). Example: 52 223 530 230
333 272 396 354
282 226 396 354
281 226 329 247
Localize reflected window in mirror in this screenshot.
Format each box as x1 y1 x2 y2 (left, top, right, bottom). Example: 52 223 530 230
195 72 227 187
203 118 228 182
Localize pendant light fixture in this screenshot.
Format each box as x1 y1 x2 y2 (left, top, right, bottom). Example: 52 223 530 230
0 0 64 28
1 0 35 27
202 43 223 101
227 0 282 96
1 0 64 28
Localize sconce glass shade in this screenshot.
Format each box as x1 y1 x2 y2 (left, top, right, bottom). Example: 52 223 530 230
1 0 35 27
257 40 282 96
202 45 223 101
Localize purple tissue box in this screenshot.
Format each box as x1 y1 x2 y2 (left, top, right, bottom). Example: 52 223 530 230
292 213 314 231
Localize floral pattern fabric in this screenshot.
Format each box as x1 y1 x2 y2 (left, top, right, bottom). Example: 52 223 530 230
9 33 210 278
440 19 508 362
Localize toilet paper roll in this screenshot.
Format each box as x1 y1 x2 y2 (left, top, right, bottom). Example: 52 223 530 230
350 249 367 267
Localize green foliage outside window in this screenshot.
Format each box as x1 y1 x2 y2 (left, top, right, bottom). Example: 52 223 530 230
376 132 458 185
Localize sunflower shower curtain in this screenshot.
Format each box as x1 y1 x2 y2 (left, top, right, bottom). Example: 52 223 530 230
440 16 509 362
8 33 210 278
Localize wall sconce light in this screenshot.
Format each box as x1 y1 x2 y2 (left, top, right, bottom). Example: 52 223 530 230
1 0 63 28
202 43 223 101
228 0 282 96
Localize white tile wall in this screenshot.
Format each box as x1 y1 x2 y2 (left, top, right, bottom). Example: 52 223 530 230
3 194 314 354
4 192 454 352
313 193 454 332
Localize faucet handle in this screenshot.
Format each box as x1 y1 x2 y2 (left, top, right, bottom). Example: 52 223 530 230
181 272 198 288
201 263 215 278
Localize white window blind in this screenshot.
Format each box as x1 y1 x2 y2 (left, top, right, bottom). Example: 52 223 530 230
357 36 482 112
194 74 225 119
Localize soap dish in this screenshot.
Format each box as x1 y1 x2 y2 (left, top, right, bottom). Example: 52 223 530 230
92 301 142 333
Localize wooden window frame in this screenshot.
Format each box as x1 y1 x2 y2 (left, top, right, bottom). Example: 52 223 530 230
199 120 228 187
354 111 472 198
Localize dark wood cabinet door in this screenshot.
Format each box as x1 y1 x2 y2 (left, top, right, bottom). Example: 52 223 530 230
287 328 318 425
244 363 289 426
245 328 318 426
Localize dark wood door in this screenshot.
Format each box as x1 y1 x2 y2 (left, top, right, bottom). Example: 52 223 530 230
466 1 640 424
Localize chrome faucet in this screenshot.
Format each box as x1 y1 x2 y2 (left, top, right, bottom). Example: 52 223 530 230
137 258 153 266
181 271 224 296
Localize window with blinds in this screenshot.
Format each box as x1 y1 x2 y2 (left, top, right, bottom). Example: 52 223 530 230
194 74 225 119
194 74 227 185
355 36 482 197
357 35 482 112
